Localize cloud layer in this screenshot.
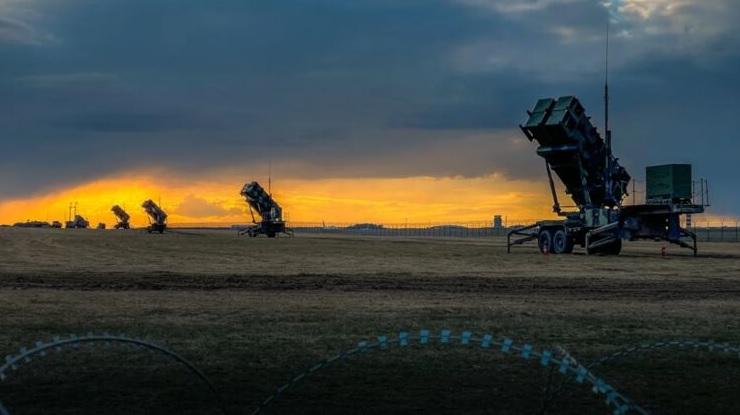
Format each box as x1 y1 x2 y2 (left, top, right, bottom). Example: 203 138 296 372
1 0 739 215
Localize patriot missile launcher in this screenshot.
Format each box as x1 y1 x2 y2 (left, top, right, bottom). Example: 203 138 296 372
111 205 131 229
141 199 167 234
508 96 705 255
239 181 292 237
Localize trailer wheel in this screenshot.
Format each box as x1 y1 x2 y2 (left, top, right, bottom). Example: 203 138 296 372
538 230 553 254
552 230 572 255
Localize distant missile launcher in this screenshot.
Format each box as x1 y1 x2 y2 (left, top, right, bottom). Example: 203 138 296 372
238 181 292 237
141 199 167 234
111 205 131 229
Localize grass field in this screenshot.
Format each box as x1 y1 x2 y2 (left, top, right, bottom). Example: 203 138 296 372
1 228 739 414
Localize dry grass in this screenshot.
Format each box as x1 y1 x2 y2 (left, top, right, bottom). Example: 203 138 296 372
0 228 739 414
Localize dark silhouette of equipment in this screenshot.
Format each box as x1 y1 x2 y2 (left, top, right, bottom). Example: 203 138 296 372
65 215 89 229
141 199 167 233
508 96 705 256
13 221 50 228
238 181 292 237
64 202 87 228
111 205 131 229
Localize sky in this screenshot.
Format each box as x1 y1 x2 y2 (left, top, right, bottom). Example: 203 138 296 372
1 0 738 226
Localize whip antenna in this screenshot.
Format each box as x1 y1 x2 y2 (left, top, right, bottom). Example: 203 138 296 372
604 7 614 204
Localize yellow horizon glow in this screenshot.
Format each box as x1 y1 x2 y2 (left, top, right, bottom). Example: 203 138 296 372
0 174 560 227
1 173 732 227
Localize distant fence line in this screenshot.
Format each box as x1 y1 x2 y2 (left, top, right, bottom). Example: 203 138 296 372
289 221 740 242
167 220 740 242
288 222 508 238
689 222 740 243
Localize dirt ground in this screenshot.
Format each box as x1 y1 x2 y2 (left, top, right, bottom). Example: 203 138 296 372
0 228 739 415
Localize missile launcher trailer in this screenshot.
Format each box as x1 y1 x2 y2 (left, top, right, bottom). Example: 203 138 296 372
111 205 131 229
239 181 292 238
508 96 704 256
141 199 167 234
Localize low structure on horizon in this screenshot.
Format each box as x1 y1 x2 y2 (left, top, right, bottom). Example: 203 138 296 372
65 215 89 229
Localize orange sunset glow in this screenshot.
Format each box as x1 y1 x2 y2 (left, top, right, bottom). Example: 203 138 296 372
0 174 561 227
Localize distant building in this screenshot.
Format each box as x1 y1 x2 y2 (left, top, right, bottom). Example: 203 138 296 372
493 215 503 229
347 223 384 230
13 221 50 228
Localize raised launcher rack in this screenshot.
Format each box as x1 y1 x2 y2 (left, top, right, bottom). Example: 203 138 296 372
141 199 167 234
238 181 293 238
111 205 131 229
507 96 705 256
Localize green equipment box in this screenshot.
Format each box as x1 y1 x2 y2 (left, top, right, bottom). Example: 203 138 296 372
646 164 692 204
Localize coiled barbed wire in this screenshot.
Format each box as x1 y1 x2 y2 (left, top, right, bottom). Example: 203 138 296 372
0 333 226 415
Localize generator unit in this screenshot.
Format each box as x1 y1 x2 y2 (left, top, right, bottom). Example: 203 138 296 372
645 164 693 204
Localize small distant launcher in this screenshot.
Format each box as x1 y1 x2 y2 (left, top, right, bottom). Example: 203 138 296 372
111 205 131 229
65 215 89 229
239 181 292 237
141 199 167 234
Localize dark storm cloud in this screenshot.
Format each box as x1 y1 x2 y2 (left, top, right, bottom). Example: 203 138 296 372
0 0 495 197
15 72 119 88
1 0 739 214
52 113 198 133
0 15 55 45
0 16 37 44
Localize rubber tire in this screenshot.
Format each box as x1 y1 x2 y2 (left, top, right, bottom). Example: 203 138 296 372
552 230 572 255
538 230 553 254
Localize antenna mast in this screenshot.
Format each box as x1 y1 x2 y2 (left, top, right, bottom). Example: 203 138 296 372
605 15 610 151
268 158 272 197
604 9 614 205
